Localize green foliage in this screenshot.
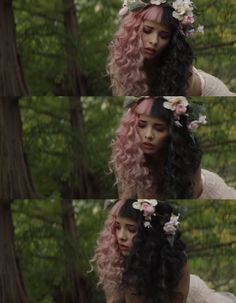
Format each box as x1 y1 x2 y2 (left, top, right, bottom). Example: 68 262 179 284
176 200 236 292
191 97 236 186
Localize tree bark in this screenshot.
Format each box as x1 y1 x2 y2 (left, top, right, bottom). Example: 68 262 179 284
60 199 92 303
0 201 32 302
0 0 29 95
67 98 93 197
0 98 37 199
62 0 86 95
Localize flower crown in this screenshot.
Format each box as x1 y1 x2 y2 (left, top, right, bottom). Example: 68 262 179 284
124 96 207 132
119 0 204 36
132 199 180 247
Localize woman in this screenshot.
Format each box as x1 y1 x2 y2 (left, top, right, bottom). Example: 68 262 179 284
110 96 236 199
92 199 236 303
107 1 235 96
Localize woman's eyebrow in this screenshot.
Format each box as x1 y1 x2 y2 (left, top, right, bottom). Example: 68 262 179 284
143 25 154 29
154 122 166 126
126 224 137 228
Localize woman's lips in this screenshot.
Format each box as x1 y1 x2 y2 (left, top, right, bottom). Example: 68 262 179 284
119 244 129 251
143 142 155 149
144 48 156 56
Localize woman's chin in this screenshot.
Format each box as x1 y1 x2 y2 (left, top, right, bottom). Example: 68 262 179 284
143 149 156 155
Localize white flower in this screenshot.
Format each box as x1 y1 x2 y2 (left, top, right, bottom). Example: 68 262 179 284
132 199 158 210
163 96 189 112
196 25 204 33
169 214 180 226
172 0 187 15
172 0 194 21
188 114 207 131
198 114 207 124
172 11 183 20
132 200 158 228
144 221 152 228
150 0 166 5
163 214 180 235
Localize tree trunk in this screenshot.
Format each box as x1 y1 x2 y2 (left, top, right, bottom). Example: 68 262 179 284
62 0 86 95
67 98 93 197
60 199 92 303
0 0 29 95
0 201 32 302
0 98 37 199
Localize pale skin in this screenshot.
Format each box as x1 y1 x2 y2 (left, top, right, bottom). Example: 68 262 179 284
115 217 139 257
107 216 190 303
137 114 203 198
141 20 202 96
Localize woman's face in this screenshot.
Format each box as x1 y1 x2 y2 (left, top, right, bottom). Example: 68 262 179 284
137 114 169 155
141 20 171 59
115 216 138 256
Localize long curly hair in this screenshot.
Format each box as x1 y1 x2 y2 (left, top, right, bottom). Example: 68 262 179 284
110 97 202 199
107 5 193 95
121 200 187 303
91 200 125 295
92 199 187 302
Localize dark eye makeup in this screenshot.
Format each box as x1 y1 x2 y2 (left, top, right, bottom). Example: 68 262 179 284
143 26 153 34
143 25 170 39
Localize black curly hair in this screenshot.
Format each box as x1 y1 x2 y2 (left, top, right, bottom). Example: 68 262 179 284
143 6 194 95
145 97 202 199
119 199 187 303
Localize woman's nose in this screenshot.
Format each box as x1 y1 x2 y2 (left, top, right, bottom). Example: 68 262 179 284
149 33 158 47
145 127 154 140
118 229 127 241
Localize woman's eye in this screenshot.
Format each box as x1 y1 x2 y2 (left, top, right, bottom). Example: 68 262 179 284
115 224 120 230
159 32 170 39
138 122 146 128
128 228 137 234
155 127 166 132
143 27 152 34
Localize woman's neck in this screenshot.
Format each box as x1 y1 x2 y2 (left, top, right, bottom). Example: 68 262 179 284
145 151 165 170
145 151 166 195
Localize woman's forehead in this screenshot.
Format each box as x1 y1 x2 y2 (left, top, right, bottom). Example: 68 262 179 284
115 216 138 226
138 113 167 124
143 19 171 32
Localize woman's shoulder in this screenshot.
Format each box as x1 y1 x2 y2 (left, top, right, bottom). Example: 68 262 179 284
190 67 236 96
199 169 236 199
105 290 126 303
187 275 236 303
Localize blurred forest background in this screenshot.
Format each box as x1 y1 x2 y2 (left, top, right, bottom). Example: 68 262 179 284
11 199 236 303
10 0 236 95
19 97 236 198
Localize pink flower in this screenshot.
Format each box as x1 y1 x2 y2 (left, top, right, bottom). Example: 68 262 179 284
141 202 155 217
163 223 177 235
119 6 129 16
176 103 187 114
182 15 194 25
188 121 199 131
163 214 180 235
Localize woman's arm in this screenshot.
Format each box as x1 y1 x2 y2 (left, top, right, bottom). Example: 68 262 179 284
106 294 126 303
192 166 203 198
186 66 202 96
169 262 190 303
187 66 236 96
